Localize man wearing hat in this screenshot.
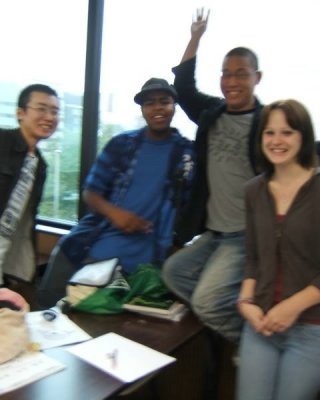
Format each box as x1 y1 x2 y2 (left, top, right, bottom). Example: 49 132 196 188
38 78 195 307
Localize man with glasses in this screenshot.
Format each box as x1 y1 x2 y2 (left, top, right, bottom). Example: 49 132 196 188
162 10 263 344
0 84 59 286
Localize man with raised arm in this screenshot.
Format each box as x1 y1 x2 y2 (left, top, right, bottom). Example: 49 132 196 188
162 9 263 343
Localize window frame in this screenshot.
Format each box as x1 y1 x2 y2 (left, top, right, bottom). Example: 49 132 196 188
36 0 104 231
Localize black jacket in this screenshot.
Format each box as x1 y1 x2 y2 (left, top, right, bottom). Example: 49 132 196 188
0 128 47 228
172 57 263 244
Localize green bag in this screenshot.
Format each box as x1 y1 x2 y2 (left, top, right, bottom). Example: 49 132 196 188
72 287 126 314
73 264 172 314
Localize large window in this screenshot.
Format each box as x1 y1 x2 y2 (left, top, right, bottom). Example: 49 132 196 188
0 0 319 228
0 0 88 224
100 0 320 140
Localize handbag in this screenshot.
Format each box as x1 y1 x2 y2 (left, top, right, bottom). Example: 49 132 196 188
66 263 172 315
66 257 131 314
0 307 30 364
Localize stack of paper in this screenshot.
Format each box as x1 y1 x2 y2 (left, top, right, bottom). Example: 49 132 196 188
0 352 65 395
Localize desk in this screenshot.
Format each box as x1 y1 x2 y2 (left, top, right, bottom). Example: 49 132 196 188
1 311 211 400
69 310 203 355
1 347 122 400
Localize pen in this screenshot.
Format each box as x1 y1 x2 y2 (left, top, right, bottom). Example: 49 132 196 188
106 348 118 368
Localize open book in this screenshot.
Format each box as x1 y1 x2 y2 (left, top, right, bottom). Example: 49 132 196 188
123 298 188 322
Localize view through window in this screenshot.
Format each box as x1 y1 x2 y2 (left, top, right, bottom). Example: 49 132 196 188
100 0 320 141
0 0 88 224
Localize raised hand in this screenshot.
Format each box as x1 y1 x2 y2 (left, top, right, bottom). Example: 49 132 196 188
180 8 210 63
191 8 210 39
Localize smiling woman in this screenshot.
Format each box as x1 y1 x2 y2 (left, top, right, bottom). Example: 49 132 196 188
261 109 303 168
237 99 320 400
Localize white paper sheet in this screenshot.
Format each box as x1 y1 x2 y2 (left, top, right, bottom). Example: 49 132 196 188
26 311 92 350
67 332 176 382
0 351 65 395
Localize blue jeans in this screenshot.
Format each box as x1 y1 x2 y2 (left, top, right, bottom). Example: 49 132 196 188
237 323 320 400
162 230 245 343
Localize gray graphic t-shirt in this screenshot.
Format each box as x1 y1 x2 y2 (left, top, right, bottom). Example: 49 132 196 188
206 112 254 232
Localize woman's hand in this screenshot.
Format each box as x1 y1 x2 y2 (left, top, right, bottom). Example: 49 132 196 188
261 299 300 335
238 302 265 332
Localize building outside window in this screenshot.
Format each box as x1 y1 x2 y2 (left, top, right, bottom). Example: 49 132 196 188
0 0 88 225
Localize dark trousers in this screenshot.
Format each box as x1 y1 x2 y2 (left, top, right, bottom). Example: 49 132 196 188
37 245 76 308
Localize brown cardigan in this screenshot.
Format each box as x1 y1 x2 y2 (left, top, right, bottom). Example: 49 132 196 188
245 170 320 320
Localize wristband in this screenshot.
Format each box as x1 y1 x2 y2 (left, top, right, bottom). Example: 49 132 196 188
236 297 254 306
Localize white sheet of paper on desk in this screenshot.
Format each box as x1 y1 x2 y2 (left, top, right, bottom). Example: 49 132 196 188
0 351 65 395
67 332 176 382
26 311 92 350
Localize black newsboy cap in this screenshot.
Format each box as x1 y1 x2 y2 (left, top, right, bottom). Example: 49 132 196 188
134 78 178 105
